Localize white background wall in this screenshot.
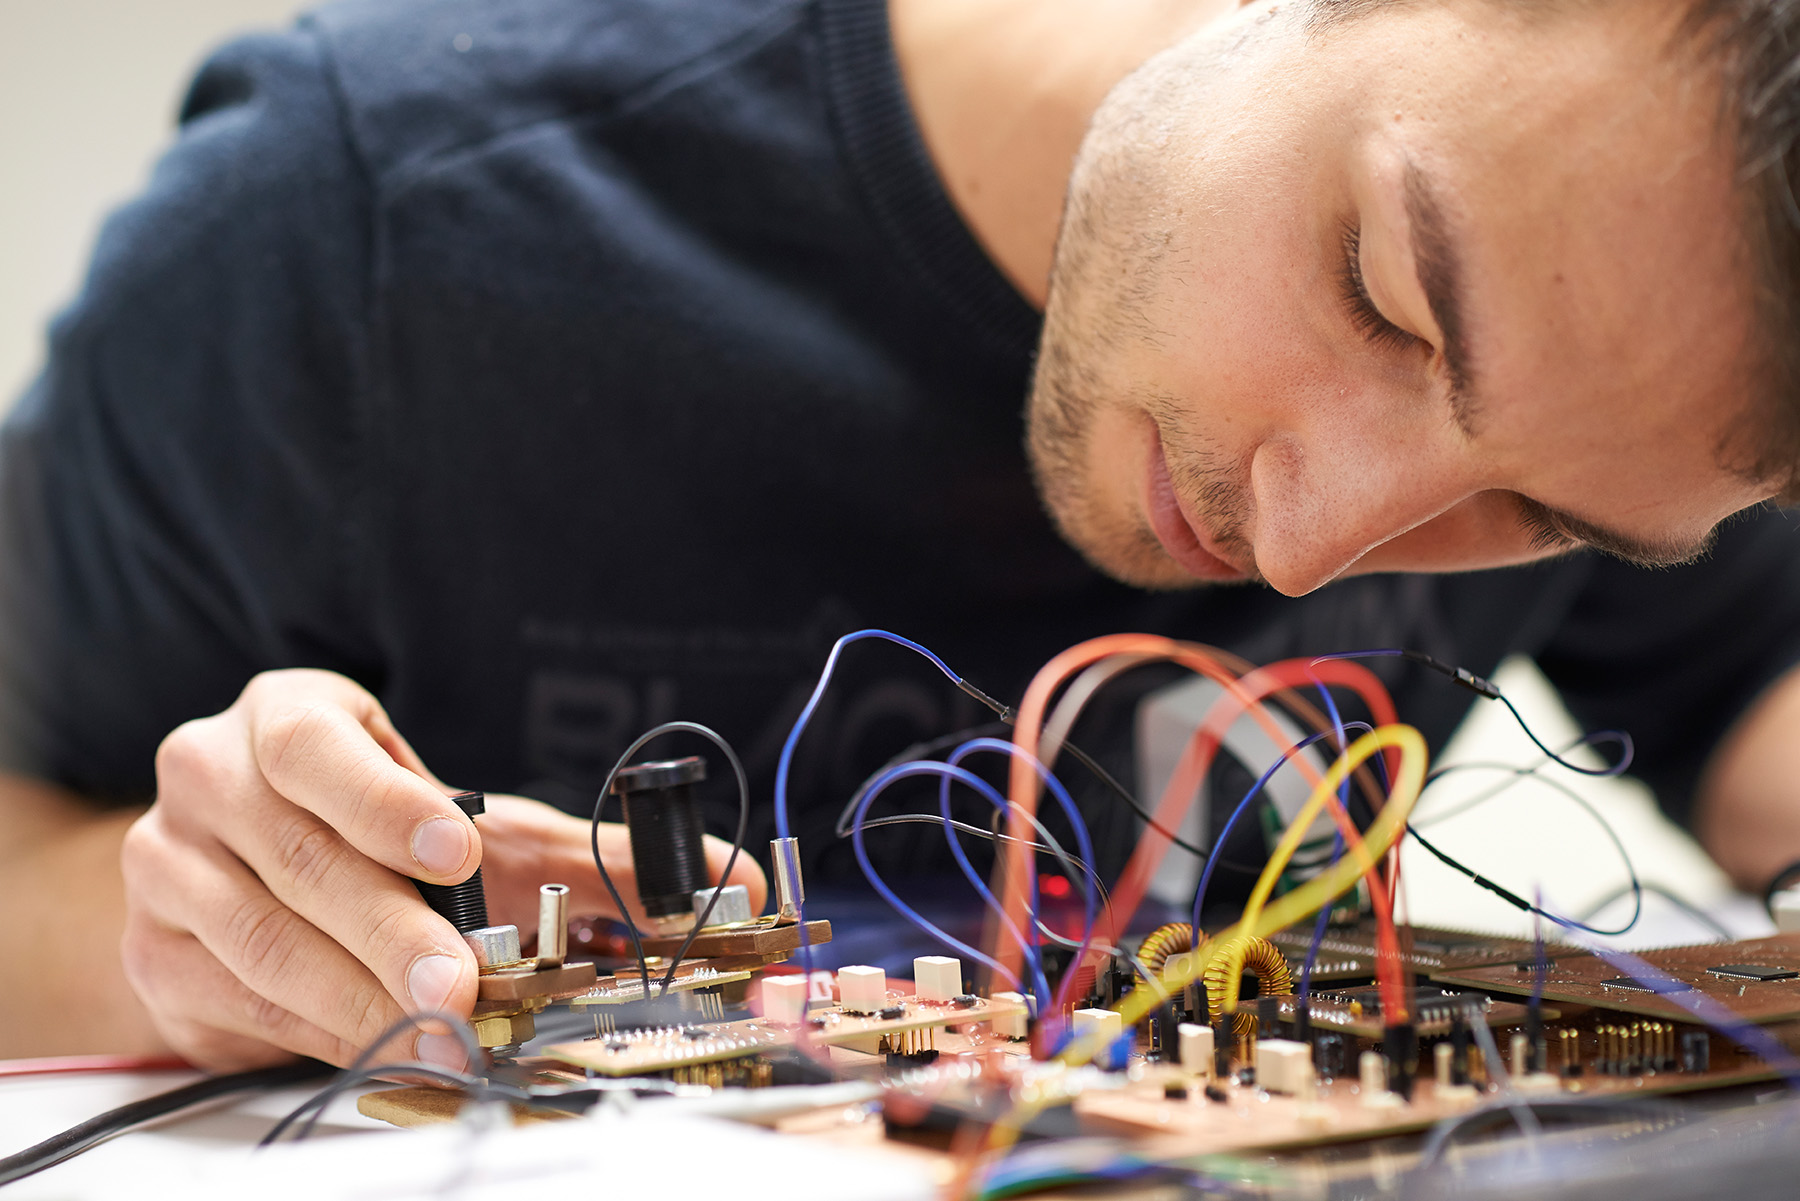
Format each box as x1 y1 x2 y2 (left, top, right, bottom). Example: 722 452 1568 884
0 1 1755 946
0 0 307 408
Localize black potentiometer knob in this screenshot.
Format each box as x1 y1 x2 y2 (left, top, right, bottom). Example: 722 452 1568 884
414 791 490 933
612 756 710 931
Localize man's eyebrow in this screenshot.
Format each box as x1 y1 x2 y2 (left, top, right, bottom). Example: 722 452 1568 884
1403 163 1480 436
1518 496 1716 568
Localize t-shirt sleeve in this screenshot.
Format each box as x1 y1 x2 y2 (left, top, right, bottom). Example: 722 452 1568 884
1534 506 1800 828
0 23 376 800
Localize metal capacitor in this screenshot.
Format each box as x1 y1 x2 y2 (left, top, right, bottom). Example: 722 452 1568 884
613 756 710 927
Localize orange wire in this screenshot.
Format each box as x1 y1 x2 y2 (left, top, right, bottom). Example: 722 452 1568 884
1098 655 1408 1020
997 635 1409 1021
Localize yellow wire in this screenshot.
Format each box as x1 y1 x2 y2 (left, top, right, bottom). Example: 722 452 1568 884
972 727 1427 1193
1054 724 1427 1069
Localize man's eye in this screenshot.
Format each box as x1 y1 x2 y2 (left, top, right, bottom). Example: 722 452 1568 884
1338 224 1424 355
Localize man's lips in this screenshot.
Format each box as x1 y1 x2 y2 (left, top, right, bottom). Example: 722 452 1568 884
1143 430 1249 582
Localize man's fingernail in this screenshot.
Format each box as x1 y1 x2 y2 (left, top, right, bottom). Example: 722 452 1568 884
407 953 462 1012
415 1031 469 1074
411 817 469 876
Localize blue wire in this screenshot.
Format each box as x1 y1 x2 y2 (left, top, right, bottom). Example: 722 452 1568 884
1298 834 1343 1011
773 629 969 981
946 737 1102 1011
1292 675 1357 1013
1189 724 1373 934
850 760 1040 997
775 629 964 842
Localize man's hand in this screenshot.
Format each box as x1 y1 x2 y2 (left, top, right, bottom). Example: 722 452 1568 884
120 668 765 1072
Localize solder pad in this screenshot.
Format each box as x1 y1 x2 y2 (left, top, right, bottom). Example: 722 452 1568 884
1429 935 1800 1024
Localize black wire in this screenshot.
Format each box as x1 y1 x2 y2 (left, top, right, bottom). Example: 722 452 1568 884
261 1011 485 1145
1406 820 1642 938
1315 649 1635 777
587 722 749 998
0 1059 329 1186
1576 881 1734 942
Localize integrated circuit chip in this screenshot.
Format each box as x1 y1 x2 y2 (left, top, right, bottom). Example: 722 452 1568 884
1707 964 1799 982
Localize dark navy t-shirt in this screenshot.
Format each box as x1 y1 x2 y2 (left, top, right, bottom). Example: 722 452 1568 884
3 0 1798 883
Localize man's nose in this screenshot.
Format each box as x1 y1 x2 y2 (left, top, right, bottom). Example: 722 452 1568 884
1247 433 1471 597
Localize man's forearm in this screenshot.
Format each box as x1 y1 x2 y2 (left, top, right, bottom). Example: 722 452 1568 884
1695 665 1800 894
0 776 167 1058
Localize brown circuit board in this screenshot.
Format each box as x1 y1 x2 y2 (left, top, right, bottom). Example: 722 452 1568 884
543 992 1027 1077
1241 988 1551 1040
1429 934 1800 1024
1268 922 1543 982
1071 1036 1791 1155
636 920 833 959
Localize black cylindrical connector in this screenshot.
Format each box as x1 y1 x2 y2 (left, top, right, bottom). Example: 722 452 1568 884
414 791 489 934
613 756 709 920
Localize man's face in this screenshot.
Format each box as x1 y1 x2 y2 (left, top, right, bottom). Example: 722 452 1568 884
1028 0 1776 597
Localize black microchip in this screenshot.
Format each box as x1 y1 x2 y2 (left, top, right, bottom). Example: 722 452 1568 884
879 1005 907 1020
1599 976 1694 995
953 994 979 1009
681 1027 709 1040
1707 964 1799 982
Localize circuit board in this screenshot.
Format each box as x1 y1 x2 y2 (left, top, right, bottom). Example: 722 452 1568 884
1269 922 1543 982
1069 1035 1789 1155
543 992 1028 1077
1429 934 1800 1024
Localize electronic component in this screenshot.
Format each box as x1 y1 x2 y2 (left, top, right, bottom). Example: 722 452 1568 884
536 884 568 967
771 836 805 921
1254 1038 1313 1095
991 992 1030 1040
1708 964 1798 982
1178 1022 1214 1075
838 965 887 1014
913 955 963 1002
613 757 713 936
1358 1049 1400 1109
761 975 809 1025
692 884 754 927
1072 1008 1124 1044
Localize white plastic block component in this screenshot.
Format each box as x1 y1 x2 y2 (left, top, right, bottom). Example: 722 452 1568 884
1072 1008 1124 1044
1254 1038 1314 1095
1178 1022 1215 1075
761 975 808 1025
914 955 963 1002
1774 888 1800 933
991 991 1030 1040
838 965 887 1015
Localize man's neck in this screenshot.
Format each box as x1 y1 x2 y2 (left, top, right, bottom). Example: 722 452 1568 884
889 0 1236 308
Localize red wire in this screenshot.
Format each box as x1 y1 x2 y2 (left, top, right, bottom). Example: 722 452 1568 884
0 1055 193 1078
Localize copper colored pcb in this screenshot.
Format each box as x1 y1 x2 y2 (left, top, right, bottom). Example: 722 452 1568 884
1430 935 1800 1024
